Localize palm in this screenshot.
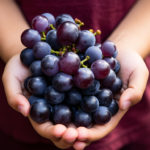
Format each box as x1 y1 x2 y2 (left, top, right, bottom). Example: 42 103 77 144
3 54 78 149
73 50 149 150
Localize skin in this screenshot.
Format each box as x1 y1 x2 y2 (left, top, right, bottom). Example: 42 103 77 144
1 0 150 150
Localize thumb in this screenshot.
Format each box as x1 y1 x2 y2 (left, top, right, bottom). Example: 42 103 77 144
119 64 149 110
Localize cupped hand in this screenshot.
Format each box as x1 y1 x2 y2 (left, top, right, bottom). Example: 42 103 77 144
73 50 149 150
2 54 78 149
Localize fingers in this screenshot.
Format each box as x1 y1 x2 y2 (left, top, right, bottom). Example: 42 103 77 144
73 141 89 150
119 60 149 110
29 117 78 149
77 110 126 142
2 60 30 116
2 70 30 116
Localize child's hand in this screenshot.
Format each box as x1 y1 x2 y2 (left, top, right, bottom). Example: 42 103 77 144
2 54 78 149
73 51 149 150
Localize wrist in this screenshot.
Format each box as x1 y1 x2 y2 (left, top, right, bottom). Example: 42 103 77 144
0 43 25 63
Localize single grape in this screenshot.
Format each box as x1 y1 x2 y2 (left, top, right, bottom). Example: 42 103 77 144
27 77 47 96
33 41 51 59
59 52 80 75
42 13 55 26
21 29 41 48
81 96 99 113
76 30 96 52
93 106 111 124
52 72 73 92
101 41 116 57
74 110 92 127
41 55 59 77
102 69 116 88
30 101 50 123
55 14 75 28
108 99 119 116
113 50 118 58
45 86 65 105
110 77 123 94
81 80 100 96
104 57 116 69
91 60 110 79
32 15 49 33
30 60 43 76
20 48 35 67
85 46 102 64
114 59 120 74
66 89 82 106
46 30 61 50
74 68 94 89
96 89 113 106
28 96 47 105
57 21 79 46
53 105 72 125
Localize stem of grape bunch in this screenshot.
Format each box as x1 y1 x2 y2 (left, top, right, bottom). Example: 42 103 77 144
80 55 90 68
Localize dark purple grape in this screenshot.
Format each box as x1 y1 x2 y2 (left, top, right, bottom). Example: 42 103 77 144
85 46 102 64
59 52 80 75
30 60 43 76
101 41 116 57
76 30 96 52
55 14 75 28
24 76 33 92
28 96 47 105
74 110 92 127
114 59 120 74
33 41 51 59
32 15 49 33
21 29 41 48
30 101 50 123
96 89 113 106
66 89 82 106
113 50 118 58
104 57 116 69
93 106 111 124
45 86 65 105
52 72 73 92
46 30 61 50
57 22 79 46
108 99 119 116
53 105 72 125
81 80 100 96
20 48 35 67
91 60 110 79
27 77 47 96
81 96 99 113
41 55 59 77
110 77 123 94
74 68 94 89
42 13 55 26
102 69 116 88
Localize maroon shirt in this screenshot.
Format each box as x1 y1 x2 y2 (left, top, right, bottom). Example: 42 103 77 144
1 0 150 149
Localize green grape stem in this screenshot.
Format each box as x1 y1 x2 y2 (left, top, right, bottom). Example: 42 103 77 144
50 24 56 30
80 56 90 68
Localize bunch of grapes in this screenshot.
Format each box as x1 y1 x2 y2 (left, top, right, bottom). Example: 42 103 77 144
20 13 122 127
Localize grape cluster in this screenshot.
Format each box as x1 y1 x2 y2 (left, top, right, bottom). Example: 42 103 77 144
20 13 122 127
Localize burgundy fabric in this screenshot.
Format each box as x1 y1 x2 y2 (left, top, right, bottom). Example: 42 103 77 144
1 0 150 149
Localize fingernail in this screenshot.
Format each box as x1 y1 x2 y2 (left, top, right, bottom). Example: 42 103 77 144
122 101 131 110
18 105 27 116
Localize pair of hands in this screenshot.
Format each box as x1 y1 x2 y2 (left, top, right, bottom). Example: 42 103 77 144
2 50 149 150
